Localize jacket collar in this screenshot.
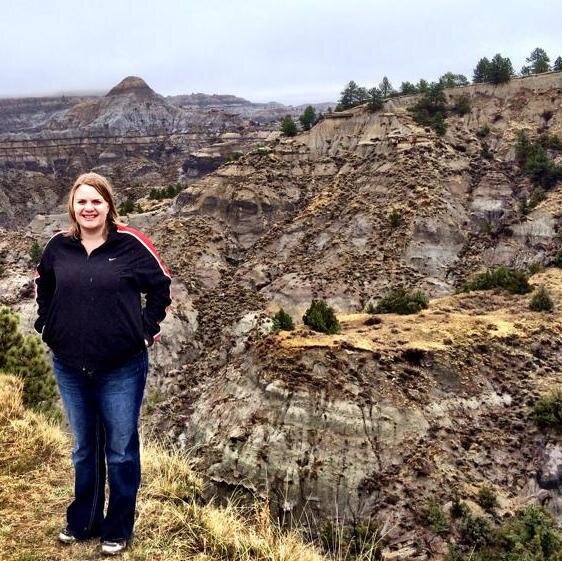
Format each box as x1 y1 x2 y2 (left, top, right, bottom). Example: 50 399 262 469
64 222 119 247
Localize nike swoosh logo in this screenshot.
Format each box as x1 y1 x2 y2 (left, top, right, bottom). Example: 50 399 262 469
108 257 117 261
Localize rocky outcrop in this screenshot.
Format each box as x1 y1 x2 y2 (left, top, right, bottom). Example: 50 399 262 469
0 76 336 228
140 74 562 537
0 77 284 227
8 73 562 554
168 270 562 542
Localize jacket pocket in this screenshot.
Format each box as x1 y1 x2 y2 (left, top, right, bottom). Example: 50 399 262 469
42 299 58 344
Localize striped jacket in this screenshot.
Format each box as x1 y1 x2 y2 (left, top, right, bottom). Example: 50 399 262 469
34 223 172 373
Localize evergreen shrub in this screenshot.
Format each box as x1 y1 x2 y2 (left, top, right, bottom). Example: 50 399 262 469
118 198 136 215
299 106 317 130
529 286 554 312
538 133 562 151
459 514 494 548
271 309 294 332
515 131 562 189
388 209 402 228
533 391 562 432
493 506 561 560
149 183 184 201
408 82 448 135
463 266 531 294
0 307 57 413
303 300 340 334
421 500 449 535
447 505 561 559
374 289 428 315
450 495 470 519
476 486 499 512
225 151 242 162
280 116 298 137
29 241 43 264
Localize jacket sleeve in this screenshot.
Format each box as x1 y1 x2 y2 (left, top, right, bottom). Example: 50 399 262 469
136 242 172 346
34 243 55 335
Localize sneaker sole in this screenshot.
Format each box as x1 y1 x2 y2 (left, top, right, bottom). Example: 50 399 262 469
58 534 76 544
101 542 127 555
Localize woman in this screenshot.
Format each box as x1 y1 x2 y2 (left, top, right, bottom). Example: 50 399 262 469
34 172 172 555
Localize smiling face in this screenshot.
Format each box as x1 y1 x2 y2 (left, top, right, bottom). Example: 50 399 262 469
72 183 110 235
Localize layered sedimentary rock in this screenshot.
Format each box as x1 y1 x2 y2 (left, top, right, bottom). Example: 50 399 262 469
146 73 562 535
180 275 562 537
0 76 297 226
7 73 562 556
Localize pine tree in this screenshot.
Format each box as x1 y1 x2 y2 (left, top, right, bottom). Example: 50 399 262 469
280 115 298 137
473 57 491 83
417 79 429 93
337 81 368 110
0 307 57 412
488 54 514 84
400 81 418 95
271 309 295 332
379 76 394 98
439 72 469 88
408 82 448 135
338 80 358 109
526 48 551 74
118 198 136 215
553 56 562 72
303 300 340 334
367 87 384 112
29 241 43 265
5 334 57 410
299 105 316 131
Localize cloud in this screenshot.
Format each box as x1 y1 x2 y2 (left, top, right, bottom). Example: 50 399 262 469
2 0 561 103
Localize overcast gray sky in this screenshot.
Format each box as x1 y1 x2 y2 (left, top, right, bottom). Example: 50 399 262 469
2 0 561 104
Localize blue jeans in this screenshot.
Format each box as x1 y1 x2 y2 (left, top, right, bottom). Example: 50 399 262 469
52 350 148 541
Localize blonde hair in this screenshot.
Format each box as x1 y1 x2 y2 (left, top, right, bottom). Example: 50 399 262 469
66 172 121 238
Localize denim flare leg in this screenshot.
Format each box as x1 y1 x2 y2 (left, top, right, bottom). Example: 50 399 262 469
52 350 148 541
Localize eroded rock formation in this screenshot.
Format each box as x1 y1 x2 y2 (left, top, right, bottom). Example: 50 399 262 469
3 72 562 557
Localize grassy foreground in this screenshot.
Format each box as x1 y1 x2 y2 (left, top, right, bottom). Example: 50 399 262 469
0 374 327 561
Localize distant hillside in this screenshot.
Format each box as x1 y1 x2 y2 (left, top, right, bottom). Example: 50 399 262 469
0 95 93 134
167 92 256 107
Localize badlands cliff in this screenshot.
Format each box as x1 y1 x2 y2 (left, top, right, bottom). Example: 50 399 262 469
0 76 311 227
1 72 562 559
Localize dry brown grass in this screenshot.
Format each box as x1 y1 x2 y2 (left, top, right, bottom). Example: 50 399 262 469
0 374 330 561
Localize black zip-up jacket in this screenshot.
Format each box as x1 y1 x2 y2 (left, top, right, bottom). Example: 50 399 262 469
34 223 172 373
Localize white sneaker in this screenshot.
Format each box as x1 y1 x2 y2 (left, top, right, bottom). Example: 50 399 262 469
58 527 76 544
101 540 128 555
